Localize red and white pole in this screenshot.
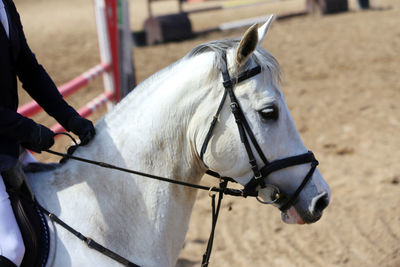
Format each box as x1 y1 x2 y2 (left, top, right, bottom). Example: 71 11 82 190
93 0 120 105
104 0 121 102
18 62 111 117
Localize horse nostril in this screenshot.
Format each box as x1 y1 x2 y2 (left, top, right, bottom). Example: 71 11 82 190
315 194 329 213
311 192 329 215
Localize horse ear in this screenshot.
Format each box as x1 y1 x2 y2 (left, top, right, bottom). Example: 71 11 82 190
257 15 274 45
235 15 274 66
236 24 259 66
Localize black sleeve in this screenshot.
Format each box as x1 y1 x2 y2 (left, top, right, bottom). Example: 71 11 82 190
10 1 79 129
0 106 36 142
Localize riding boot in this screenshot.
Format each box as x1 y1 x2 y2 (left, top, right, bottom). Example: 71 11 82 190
1 162 24 192
0 256 18 267
1 162 33 200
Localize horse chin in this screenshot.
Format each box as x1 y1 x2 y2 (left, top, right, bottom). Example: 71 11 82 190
281 206 305 225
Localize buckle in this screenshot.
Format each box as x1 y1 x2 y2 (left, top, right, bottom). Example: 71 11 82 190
223 79 233 88
256 184 281 205
208 186 217 197
230 102 238 111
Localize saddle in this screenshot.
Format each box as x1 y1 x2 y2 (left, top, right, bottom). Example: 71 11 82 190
2 162 59 267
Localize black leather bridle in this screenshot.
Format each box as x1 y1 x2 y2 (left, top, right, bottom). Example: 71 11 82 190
200 52 319 212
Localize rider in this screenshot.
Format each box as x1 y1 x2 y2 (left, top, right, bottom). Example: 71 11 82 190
0 0 95 266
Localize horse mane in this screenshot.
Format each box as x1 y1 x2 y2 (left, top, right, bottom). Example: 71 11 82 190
100 37 281 127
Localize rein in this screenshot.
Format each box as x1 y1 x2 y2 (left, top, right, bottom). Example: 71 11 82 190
45 146 243 197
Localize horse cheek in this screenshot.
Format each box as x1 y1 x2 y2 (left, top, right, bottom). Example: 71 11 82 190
207 130 240 173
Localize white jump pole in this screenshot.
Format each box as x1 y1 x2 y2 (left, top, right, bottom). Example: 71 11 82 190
93 0 116 109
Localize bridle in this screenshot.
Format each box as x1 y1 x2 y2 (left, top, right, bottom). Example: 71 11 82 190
200 51 319 212
39 51 320 267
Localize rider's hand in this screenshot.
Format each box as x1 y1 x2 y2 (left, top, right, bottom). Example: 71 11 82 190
66 116 95 145
21 123 55 153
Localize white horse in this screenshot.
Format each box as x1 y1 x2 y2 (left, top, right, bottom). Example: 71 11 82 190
27 16 330 267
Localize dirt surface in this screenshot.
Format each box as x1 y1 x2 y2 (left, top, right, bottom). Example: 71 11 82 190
14 0 400 266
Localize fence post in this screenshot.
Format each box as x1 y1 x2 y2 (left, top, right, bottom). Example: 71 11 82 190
118 0 136 98
93 0 116 107
104 0 121 102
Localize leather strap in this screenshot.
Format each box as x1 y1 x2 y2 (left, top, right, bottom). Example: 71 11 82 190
279 160 318 211
200 90 228 161
260 151 316 177
201 181 227 267
199 63 262 162
242 151 319 208
220 52 265 181
37 204 140 267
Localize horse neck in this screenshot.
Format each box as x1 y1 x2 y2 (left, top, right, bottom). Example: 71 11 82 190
69 56 212 202
51 56 216 265
94 57 212 180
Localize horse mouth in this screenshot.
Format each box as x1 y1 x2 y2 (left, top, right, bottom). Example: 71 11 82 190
281 206 306 224
281 206 325 224
281 191 329 224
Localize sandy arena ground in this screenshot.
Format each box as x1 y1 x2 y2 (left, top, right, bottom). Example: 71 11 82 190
14 0 400 266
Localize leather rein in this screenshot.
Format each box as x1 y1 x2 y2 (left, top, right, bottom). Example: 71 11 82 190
40 52 318 267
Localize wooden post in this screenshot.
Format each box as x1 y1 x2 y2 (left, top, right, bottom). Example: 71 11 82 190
306 0 348 14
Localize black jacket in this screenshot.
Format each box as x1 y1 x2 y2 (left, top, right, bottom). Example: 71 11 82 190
0 0 78 171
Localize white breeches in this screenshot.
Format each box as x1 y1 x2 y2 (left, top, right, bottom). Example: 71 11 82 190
0 175 25 266
0 150 36 266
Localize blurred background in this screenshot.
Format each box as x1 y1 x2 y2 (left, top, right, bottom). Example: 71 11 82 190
15 0 399 266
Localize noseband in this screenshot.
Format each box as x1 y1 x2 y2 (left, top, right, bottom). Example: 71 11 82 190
200 52 319 212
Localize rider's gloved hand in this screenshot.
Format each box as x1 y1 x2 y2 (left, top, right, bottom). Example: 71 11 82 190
66 116 95 145
21 123 55 153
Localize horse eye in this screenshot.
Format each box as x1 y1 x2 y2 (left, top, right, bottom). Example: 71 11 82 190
259 106 278 121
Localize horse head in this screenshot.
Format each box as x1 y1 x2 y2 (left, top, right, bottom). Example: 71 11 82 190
193 16 330 224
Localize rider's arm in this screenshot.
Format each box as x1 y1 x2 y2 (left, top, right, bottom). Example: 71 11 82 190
0 106 35 142
8 0 95 144
7 0 79 129
0 106 55 153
